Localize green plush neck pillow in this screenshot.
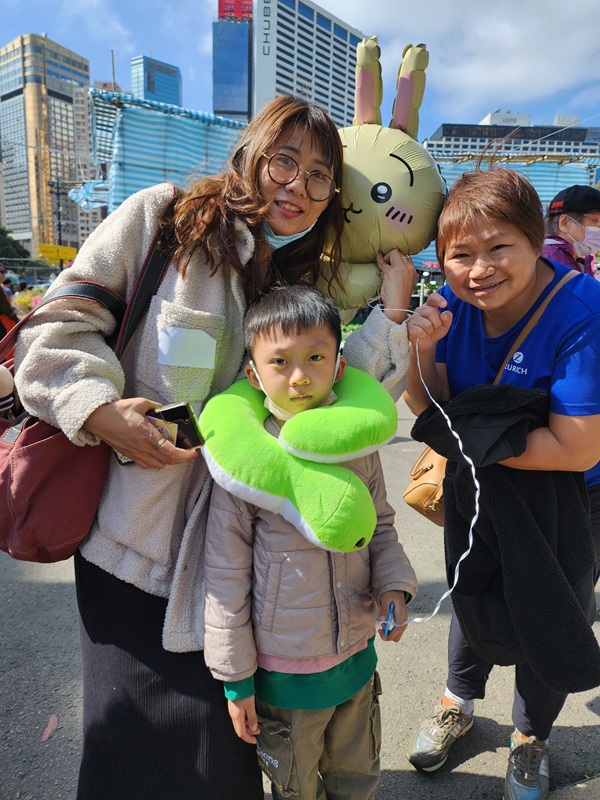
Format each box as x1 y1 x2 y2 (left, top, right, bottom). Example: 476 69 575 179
199 366 398 552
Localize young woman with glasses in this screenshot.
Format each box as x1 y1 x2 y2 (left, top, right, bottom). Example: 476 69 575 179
14 94 415 800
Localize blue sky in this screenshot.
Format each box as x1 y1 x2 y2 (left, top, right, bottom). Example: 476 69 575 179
2 0 600 140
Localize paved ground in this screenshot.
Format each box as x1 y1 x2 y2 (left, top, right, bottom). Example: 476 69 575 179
1 399 599 799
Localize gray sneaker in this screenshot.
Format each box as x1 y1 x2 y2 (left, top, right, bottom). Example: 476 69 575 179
504 733 549 800
408 703 474 772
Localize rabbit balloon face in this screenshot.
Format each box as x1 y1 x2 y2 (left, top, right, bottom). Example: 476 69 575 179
318 39 446 321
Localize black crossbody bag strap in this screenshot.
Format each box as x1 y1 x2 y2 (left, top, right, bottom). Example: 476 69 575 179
113 234 172 356
0 235 171 362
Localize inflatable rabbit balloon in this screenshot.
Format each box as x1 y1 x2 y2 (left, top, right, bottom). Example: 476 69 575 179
318 38 446 321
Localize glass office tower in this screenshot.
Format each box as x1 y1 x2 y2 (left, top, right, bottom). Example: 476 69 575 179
213 19 252 122
131 56 182 106
0 33 90 255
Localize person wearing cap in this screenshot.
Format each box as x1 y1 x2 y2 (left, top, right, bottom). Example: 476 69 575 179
544 188 600 590
544 185 600 277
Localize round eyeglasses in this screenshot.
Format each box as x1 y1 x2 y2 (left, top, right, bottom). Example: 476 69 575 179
262 153 338 202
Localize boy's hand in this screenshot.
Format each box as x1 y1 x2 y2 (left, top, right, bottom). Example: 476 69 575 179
227 696 260 744
378 591 409 643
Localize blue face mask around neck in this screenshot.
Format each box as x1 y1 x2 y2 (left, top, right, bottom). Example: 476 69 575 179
263 220 317 250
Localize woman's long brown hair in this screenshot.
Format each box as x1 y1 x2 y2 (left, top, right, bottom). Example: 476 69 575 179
157 95 345 301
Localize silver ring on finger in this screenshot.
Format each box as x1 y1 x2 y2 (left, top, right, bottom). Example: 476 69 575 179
156 437 167 449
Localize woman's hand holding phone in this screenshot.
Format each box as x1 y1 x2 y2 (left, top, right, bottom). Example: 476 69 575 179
84 398 198 469
149 402 204 450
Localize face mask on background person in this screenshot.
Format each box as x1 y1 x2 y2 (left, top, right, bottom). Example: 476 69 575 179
567 219 600 259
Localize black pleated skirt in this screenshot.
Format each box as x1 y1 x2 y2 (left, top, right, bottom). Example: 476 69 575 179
74 551 264 800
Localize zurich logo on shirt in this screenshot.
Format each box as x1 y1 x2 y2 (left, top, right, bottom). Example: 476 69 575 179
505 351 528 375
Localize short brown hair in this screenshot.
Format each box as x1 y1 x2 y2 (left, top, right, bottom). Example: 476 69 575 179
436 168 544 269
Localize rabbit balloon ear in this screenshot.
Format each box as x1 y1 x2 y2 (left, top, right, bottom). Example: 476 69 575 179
390 43 429 140
319 37 445 322
353 36 383 126
352 37 430 139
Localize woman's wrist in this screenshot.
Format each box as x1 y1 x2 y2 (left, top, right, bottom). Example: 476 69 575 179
383 307 409 325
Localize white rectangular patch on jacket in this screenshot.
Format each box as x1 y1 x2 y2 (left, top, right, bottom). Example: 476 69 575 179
158 327 216 368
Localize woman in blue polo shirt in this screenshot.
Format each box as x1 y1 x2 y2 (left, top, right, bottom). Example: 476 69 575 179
403 168 600 800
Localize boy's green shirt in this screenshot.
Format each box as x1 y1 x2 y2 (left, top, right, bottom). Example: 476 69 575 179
223 637 377 710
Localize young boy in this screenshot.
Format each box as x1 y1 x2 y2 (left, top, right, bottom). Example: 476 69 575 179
203 284 417 800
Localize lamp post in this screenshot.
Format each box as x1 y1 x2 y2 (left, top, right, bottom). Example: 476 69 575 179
47 178 75 268
47 179 65 247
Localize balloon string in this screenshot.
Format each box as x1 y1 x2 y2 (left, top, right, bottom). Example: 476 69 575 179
395 338 481 629
365 296 413 314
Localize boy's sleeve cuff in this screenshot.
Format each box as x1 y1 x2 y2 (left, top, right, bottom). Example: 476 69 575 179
223 676 255 701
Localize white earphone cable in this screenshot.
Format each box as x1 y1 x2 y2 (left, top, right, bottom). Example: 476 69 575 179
402 340 480 626
360 297 480 631
383 333 480 632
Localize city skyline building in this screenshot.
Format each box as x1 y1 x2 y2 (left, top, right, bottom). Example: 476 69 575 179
212 6 252 122
131 55 182 106
415 108 600 270
213 0 365 127
478 109 531 127
0 159 5 225
94 79 123 93
0 33 91 256
72 84 105 243
424 108 600 159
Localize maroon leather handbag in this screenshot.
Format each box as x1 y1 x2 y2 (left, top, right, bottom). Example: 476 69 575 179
0 240 170 562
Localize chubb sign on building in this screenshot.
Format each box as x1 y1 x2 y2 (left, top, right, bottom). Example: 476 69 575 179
252 0 363 128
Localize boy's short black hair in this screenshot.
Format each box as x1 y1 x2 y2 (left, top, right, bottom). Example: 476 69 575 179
244 284 342 354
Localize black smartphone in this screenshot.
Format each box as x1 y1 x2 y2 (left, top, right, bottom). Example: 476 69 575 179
151 402 204 450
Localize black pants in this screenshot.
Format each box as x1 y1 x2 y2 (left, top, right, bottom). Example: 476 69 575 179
445 614 567 740
587 483 600 584
446 483 600 741
74 552 264 800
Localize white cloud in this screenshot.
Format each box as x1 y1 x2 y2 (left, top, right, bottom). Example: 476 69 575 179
158 0 215 55
316 0 600 125
59 0 134 55
570 84 600 113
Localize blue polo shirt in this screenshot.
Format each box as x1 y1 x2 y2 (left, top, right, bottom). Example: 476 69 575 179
435 260 600 486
